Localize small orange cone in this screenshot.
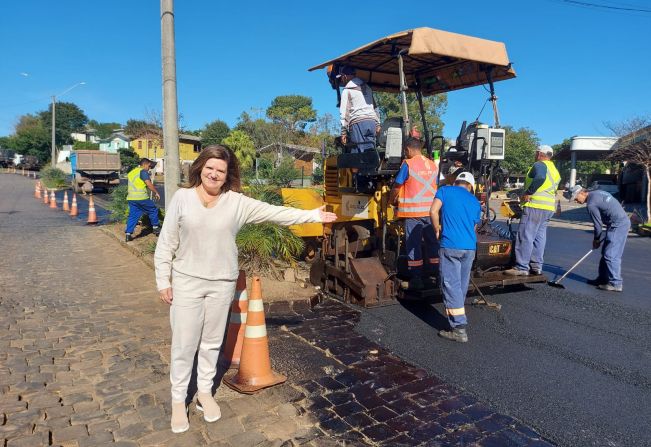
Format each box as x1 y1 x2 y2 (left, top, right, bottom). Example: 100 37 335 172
43 187 49 204
35 182 41 199
86 195 98 224
223 277 286 394
62 191 70 213
49 191 57 209
70 194 78 217
221 271 249 369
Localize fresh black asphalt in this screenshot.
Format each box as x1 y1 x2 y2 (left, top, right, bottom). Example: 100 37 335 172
355 226 651 447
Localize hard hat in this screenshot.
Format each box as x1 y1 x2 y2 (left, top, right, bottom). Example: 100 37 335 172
455 171 476 190
537 145 554 157
565 185 583 201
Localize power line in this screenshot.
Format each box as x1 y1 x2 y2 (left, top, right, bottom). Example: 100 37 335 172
560 0 651 13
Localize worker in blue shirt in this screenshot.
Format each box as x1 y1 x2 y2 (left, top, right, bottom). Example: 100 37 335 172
125 158 161 242
567 185 630 292
430 172 481 343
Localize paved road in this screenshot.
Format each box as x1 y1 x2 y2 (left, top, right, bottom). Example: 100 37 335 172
355 217 651 446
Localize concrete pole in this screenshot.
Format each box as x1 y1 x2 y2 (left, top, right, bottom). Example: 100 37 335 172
161 0 180 209
569 151 577 187
51 96 56 168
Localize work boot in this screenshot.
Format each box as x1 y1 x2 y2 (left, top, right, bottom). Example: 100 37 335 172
170 401 189 433
152 226 161 236
438 327 469 343
529 269 542 275
407 277 424 291
125 233 133 243
504 268 529 276
422 276 438 289
196 392 221 422
597 283 623 292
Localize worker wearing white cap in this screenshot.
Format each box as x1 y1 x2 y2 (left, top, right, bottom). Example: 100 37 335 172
505 145 560 277
430 171 481 343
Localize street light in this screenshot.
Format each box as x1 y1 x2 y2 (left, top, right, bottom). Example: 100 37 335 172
51 81 86 167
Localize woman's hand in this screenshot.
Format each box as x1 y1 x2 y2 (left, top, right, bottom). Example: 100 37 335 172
159 288 173 305
317 205 338 223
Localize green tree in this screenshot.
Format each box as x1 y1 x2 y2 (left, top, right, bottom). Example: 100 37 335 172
266 95 317 132
88 120 122 139
73 141 100 150
201 120 230 147
375 92 448 137
11 114 51 163
124 119 159 138
268 156 300 187
501 126 540 176
118 147 140 173
222 130 255 170
235 112 285 148
39 102 88 146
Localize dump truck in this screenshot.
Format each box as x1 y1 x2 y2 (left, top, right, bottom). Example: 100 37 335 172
286 27 545 308
70 150 121 193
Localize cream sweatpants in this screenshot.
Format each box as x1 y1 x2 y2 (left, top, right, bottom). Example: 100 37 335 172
170 270 236 403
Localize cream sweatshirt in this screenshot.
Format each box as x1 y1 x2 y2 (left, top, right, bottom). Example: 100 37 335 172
154 187 323 290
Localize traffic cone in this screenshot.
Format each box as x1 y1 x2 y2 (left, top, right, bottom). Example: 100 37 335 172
555 199 562 216
70 194 78 217
221 271 249 369
21 168 25 176
86 195 98 224
43 188 49 204
62 191 70 213
49 191 57 209
223 277 286 394
35 182 41 199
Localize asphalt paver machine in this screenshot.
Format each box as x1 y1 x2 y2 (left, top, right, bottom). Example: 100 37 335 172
302 28 545 308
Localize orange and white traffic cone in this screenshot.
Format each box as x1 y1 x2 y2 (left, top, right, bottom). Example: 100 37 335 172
49 191 57 209
223 277 286 394
86 195 98 224
221 271 249 369
43 187 49 204
62 191 70 213
35 182 41 199
70 194 78 217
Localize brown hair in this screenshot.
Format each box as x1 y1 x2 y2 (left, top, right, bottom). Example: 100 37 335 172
186 145 241 192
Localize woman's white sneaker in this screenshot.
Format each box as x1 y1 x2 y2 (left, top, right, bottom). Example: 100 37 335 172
196 392 221 423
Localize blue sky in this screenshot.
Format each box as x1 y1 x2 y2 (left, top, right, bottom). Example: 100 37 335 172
1 0 649 145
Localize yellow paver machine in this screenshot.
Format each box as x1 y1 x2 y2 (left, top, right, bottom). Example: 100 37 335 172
290 27 545 307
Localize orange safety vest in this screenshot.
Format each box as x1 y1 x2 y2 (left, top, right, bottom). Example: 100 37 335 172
397 155 438 218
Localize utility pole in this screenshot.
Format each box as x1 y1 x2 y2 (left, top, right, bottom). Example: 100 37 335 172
161 0 180 209
51 96 56 167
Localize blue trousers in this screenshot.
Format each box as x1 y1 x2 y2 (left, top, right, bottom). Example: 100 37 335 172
348 119 377 153
514 207 554 272
404 217 439 277
439 248 474 328
126 199 160 234
597 223 629 287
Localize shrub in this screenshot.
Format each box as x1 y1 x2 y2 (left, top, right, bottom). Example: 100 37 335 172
107 185 129 223
39 166 68 189
237 183 305 276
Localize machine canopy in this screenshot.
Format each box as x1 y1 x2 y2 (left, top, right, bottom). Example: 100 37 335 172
309 27 516 95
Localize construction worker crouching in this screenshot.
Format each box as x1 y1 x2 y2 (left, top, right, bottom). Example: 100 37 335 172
505 145 560 276
566 185 630 292
389 137 440 291
125 158 162 242
430 172 481 343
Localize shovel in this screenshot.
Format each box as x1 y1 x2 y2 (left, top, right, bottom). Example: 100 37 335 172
548 248 595 289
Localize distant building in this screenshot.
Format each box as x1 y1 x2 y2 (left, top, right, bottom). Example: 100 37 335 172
130 133 202 174
99 133 131 153
71 129 100 144
257 142 320 178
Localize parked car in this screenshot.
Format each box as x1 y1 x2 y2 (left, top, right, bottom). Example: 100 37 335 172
589 180 619 198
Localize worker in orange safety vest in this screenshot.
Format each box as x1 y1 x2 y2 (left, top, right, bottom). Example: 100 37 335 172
389 137 440 291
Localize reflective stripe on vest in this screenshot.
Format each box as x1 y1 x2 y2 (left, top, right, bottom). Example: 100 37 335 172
523 160 560 211
127 167 149 201
398 155 438 218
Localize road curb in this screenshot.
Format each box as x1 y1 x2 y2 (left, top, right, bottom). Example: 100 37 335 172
99 226 321 314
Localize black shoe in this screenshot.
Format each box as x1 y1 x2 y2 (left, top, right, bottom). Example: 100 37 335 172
422 276 438 289
152 226 161 236
530 269 542 275
125 233 133 242
438 327 468 343
408 277 424 291
597 283 622 292
586 278 606 286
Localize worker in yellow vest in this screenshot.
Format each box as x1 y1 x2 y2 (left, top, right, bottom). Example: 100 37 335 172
505 145 560 276
125 158 161 242
389 137 439 290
